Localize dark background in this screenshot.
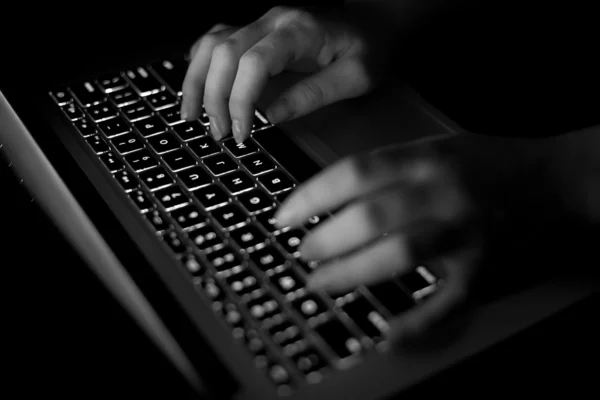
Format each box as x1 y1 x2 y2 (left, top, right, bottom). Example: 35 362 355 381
3 1 599 398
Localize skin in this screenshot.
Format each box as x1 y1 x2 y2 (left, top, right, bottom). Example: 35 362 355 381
181 5 600 345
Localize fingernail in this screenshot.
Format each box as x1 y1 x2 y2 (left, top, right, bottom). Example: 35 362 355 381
232 119 243 143
209 116 222 139
274 206 293 227
266 99 291 124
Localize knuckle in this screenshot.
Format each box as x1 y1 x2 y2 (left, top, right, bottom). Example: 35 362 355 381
239 48 268 72
296 79 325 107
212 38 237 61
198 32 221 51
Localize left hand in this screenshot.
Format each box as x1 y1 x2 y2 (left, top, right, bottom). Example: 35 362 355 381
274 133 554 344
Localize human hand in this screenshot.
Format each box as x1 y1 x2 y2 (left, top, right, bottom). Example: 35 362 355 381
274 133 558 345
181 6 387 142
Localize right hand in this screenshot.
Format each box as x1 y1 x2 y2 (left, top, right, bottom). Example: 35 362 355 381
181 6 388 142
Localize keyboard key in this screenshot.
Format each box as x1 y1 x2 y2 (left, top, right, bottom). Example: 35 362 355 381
398 268 434 294
151 58 186 95
188 137 221 158
213 204 247 229
241 153 275 175
178 166 211 190
86 134 109 153
74 118 96 137
253 110 270 129
98 117 130 138
71 81 105 106
224 138 259 158
111 132 144 154
50 88 72 105
275 190 292 204
292 348 328 376
304 214 328 231
134 115 167 137
199 108 210 125
296 259 318 275
201 277 226 302
62 102 84 120
129 189 153 213
162 229 188 255
250 245 286 272
221 170 254 194
258 170 294 194
292 293 328 320
269 319 302 346
159 106 184 125
207 246 242 272
125 67 164 95
342 297 388 341
171 203 205 230
270 268 304 294
314 318 361 359
181 253 204 278
139 166 173 191
203 153 237 176
110 87 138 106
124 149 158 172
276 229 305 256
226 269 261 296
147 132 180 154
100 151 124 172
173 121 205 141
122 101 153 122
193 184 228 209
154 186 188 211
163 149 196 171
229 224 267 249
97 73 127 93
87 101 117 122
267 363 291 387
247 293 280 321
146 91 178 110
366 280 414 315
188 225 223 250
255 208 285 234
238 188 274 214
114 170 138 192
145 209 170 233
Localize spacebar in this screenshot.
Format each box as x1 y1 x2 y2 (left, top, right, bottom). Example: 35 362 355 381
252 127 322 184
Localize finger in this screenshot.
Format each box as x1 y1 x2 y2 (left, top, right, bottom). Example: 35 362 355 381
188 24 234 61
229 25 322 143
388 249 477 344
300 187 420 261
182 26 235 121
266 56 373 124
203 20 270 139
307 233 413 294
275 148 423 228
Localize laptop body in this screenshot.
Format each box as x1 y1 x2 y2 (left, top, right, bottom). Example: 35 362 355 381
1 8 598 400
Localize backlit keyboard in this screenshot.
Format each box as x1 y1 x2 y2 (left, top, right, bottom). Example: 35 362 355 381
49 56 440 395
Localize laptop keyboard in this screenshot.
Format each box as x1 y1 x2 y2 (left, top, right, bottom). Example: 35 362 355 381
49 57 440 395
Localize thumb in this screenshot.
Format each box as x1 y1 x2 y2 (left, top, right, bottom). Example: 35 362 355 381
266 57 373 124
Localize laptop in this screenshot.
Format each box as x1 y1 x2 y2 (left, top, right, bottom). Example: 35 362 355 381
1 7 598 399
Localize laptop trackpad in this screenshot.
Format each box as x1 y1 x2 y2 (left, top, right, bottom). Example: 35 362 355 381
258 72 459 166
